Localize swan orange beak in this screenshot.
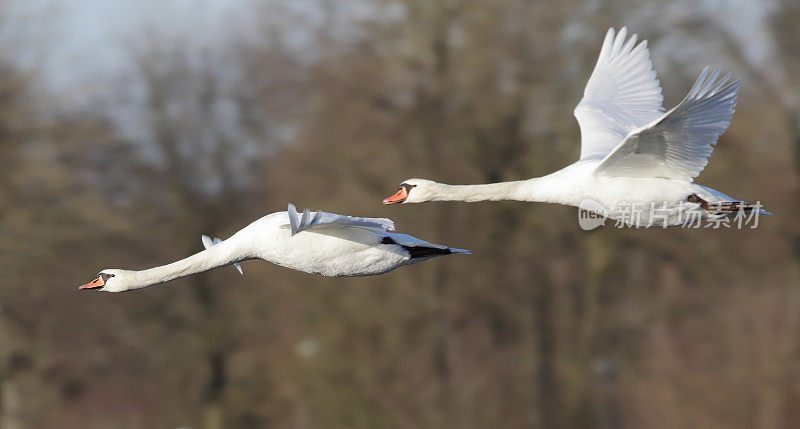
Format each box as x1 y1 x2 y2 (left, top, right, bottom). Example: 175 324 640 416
383 187 408 205
78 275 105 290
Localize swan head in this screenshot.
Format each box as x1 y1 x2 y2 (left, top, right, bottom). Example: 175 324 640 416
383 179 436 204
78 269 137 292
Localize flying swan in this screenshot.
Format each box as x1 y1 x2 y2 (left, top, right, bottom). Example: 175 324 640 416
78 204 469 292
384 27 768 227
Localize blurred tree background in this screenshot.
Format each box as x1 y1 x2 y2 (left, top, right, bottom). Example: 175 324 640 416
0 0 798 428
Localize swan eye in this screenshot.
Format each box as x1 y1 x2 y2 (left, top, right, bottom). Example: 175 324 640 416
400 183 417 192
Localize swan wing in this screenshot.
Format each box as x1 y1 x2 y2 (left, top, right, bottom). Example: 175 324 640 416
593 68 738 181
575 27 665 160
286 203 395 236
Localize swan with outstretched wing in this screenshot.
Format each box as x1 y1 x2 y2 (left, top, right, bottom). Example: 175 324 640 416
384 27 768 227
78 204 469 292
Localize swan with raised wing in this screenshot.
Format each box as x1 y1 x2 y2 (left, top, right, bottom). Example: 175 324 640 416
384 27 768 227
78 204 469 292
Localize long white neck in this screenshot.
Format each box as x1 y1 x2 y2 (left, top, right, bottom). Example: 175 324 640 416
422 175 575 205
129 237 251 289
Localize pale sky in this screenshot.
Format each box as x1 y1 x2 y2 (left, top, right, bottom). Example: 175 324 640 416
3 0 780 113
6 0 263 94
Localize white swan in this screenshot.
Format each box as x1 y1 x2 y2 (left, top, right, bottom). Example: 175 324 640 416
384 27 768 227
78 204 469 292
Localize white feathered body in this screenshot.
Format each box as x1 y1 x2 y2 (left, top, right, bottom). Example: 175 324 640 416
229 212 427 277
513 161 735 226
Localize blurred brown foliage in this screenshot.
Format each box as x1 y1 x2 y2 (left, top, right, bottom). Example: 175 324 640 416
1 0 799 428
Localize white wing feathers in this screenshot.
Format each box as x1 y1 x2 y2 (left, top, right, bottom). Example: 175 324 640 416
593 67 739 181
286 203 395 236
575 27 665 160
201 234 243 275
201 235 218 249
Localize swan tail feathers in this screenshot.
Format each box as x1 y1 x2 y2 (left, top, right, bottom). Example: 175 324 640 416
201 234 244 275
382 233 471 258
448 248 471 255
404 245 471 259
